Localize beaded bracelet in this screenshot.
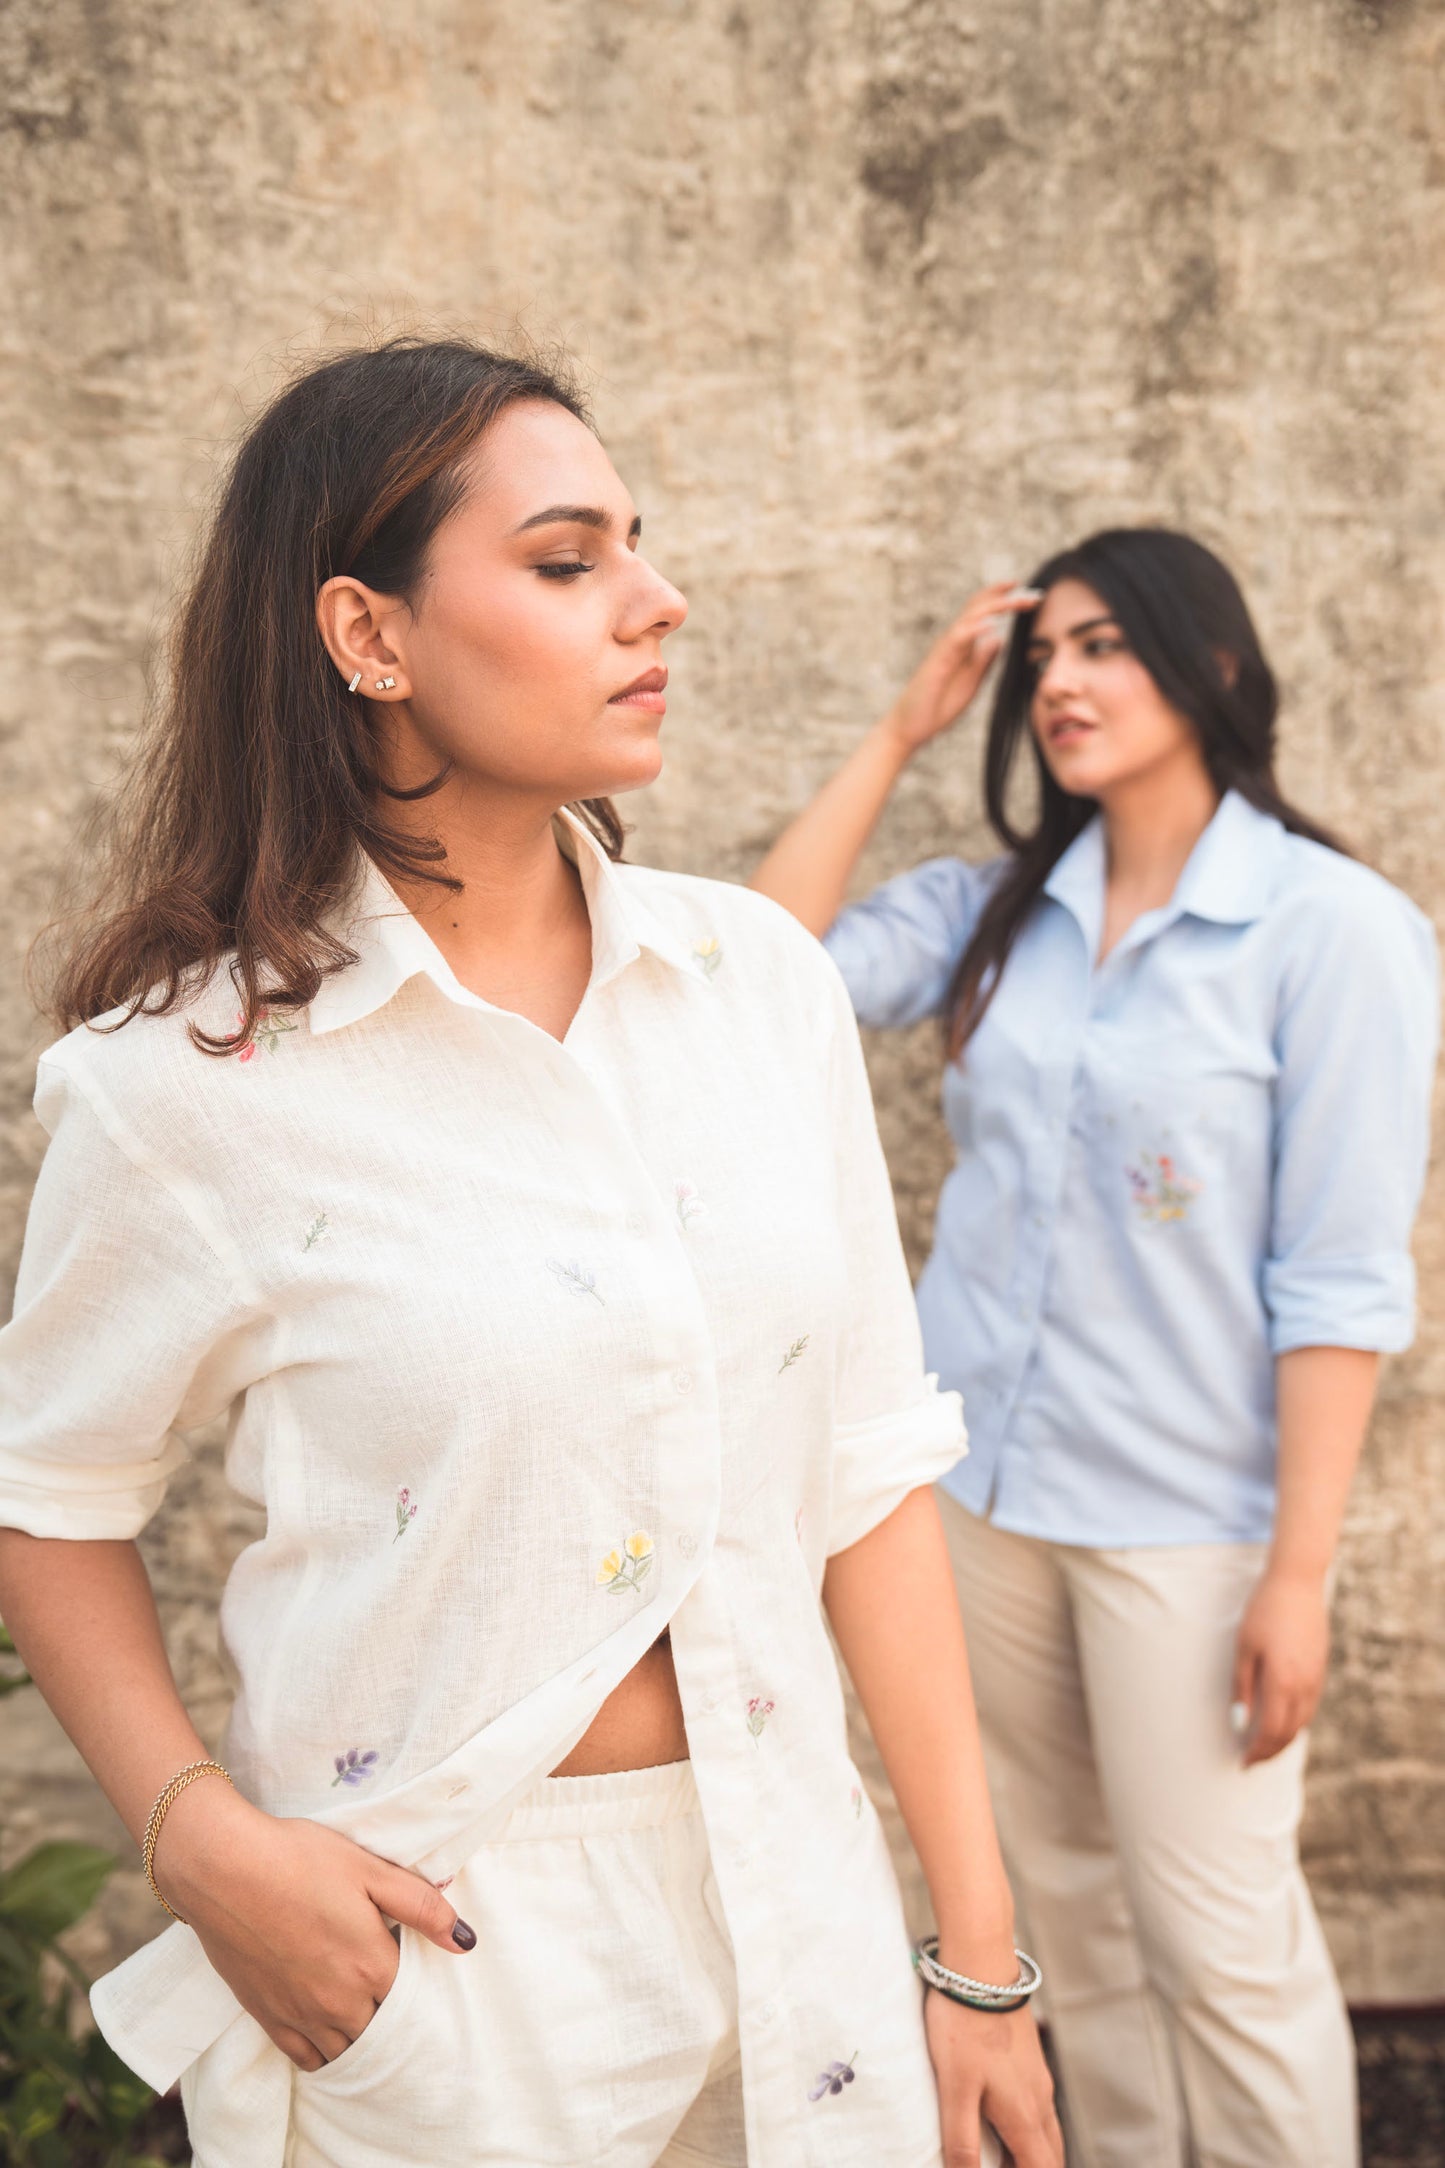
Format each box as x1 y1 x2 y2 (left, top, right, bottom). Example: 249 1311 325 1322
142 1758 233 1922
911 1936 1043 2013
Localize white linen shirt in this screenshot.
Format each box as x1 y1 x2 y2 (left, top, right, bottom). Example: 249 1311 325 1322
0 812 964 2165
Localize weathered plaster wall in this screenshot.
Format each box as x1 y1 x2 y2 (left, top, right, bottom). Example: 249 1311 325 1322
2 0 1442 2000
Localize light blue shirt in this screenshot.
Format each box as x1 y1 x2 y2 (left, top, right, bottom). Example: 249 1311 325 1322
824 790 1439 1545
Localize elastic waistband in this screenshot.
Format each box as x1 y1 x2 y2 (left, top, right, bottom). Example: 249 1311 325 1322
497 1757 699 1841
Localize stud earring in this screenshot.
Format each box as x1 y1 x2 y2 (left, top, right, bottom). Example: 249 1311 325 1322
374 676 396 691
346 670 362 693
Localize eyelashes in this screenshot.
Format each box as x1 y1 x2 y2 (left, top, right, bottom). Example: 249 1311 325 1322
536 561 594 581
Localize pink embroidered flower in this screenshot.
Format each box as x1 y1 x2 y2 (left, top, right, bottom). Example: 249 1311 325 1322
1126 1149 1203 1226
233 1005 298 1061
394 1486 418 1542
850 1785 863 1819
673 1179 707 1231
745 1696 775 1742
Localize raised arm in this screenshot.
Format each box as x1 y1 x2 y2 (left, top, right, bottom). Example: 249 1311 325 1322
750 582 1038 935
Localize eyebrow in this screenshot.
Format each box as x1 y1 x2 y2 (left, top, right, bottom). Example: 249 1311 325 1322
510 503 643 539
1025 613 1120 649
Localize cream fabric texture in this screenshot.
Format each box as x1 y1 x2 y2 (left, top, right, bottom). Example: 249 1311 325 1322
939 1492 1357 2168
0 814 965 2165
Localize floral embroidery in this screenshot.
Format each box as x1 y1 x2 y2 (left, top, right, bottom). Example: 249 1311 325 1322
850 1785 863 1819
597 1530 654 1593
302 1213 330 1252
778 1335 809 1374
692 936 723 980
674 1179 707 1231
235 1007 298 1062
331 1748 380 1788
794 1505 804 1545
808 2052 859 2102
745 1695 775 1742
1126 1151 1203 1225
548 1257 604 1303
394 1485 417 1542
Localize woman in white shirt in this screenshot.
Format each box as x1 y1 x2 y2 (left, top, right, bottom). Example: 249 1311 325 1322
0 339 1060 2168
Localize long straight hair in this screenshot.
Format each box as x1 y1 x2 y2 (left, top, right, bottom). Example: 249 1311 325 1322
945 528 1348 1060
47 336 622 1052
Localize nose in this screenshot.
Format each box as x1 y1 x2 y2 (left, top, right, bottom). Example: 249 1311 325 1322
626 555 688 640
1034 645 1079 705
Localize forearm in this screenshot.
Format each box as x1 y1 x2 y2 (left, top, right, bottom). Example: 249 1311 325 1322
0 1529 208 1845
750 719 912 935
823 1487 1016 1979
1269 1346 1379 1583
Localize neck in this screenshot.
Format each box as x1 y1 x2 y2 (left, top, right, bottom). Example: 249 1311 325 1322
1097 754 1221 895
382 778 586 967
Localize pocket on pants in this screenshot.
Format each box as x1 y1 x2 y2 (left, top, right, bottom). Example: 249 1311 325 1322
293 1924 421 2096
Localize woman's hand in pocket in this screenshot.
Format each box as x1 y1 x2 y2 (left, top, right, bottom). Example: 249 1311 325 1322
152 1778 475 2068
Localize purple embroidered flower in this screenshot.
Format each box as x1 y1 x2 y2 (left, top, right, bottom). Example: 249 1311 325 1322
1125 1149 1203 1226
331 1748 380 1788
547 1257 605 1303
808 2052 859 2101
394 1486 418 1542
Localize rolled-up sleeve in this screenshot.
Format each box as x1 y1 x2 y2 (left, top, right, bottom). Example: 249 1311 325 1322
1263 879 1439 1355
822 856 995 1030
819 961 966 1553
0 1060 252 1539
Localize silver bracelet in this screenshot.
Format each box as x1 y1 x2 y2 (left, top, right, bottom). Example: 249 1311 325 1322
911 1936 1043 2011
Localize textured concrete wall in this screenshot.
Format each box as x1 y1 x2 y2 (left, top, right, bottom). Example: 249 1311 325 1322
2 0 1442 2002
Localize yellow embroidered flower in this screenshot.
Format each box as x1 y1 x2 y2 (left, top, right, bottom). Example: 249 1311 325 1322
692 936 722 980
598 1531 654 1593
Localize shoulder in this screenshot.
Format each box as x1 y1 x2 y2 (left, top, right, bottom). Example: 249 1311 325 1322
1269 835 1437 969
34 964 258 1155
618 859 847 1004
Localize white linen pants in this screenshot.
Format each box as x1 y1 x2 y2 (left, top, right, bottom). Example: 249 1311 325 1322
189 1763 746 2168
938 1492 1358 2168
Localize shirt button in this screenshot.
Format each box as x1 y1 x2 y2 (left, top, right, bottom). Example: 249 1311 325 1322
759 2002 777 2026
701 1691 720 1714
733 1845 751 1868
677 1532 697 1558
672 1369 694 1395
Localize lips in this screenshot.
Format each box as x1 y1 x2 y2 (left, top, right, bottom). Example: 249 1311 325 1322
1046 714 1096 744
608 666 668 705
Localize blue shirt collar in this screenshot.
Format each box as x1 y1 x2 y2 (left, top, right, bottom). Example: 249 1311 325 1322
1043 788 1286 959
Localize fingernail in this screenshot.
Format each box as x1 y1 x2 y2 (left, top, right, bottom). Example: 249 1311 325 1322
451 1918 477 1950
1229 1700 1250 1736
1010 587 1044 603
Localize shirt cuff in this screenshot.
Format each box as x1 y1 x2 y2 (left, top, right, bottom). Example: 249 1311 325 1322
1263 1254 1417 1357
826 1376 967 1555
0 1437 188 1540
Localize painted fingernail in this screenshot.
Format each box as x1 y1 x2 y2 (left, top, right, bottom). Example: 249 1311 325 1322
451 1918 477 1950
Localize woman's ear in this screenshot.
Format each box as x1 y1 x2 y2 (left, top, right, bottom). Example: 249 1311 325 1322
316 576 412 702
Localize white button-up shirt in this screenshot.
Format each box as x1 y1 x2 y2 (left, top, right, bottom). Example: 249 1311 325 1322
1 812 963 2162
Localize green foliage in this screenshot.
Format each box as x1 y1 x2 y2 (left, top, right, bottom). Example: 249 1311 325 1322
0 1624 183 2165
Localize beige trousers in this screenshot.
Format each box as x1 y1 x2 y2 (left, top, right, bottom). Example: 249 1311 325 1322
938 1492 1358 2168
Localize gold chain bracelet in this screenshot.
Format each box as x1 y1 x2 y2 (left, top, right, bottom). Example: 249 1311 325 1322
141 1758 233 1922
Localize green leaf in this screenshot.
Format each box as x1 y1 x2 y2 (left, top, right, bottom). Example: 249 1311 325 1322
0 1844 115 1940
6 2065 67 2143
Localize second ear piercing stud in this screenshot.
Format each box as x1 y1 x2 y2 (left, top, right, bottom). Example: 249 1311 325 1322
346 670 363 692
374 676 397 691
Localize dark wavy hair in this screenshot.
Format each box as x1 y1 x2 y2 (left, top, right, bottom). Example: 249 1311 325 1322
47 335 622 1052
945 527 1348 1060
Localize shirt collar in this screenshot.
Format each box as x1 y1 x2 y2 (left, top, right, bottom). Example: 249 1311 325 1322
309 807 694 1037
1043 788 1285 958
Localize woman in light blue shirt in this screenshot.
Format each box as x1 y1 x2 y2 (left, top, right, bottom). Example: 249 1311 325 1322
753 529 1437 2168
